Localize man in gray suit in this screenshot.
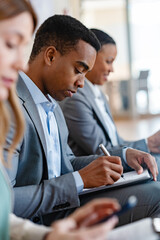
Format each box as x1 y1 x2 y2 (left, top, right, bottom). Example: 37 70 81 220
60 29 160 167
4 15 160 227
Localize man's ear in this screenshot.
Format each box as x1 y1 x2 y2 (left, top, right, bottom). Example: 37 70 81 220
44 46 57 66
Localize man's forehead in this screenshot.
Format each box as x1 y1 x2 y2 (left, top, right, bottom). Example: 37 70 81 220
74 39 94 50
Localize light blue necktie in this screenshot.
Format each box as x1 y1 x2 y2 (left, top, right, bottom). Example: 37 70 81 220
41 102 61 179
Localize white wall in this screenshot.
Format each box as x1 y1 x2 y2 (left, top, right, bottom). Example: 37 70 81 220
25 0 80 64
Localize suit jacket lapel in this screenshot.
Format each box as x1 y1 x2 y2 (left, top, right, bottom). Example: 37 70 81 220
101 91 114 121
83 80 113 142
100 91 120 142
17 75 47 159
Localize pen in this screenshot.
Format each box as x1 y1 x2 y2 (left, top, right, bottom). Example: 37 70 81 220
99 143 124 179
99 143 111 156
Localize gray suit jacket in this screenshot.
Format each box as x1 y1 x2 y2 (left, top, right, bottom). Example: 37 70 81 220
4 76 97 223
60 80 148 156
5 77 160 228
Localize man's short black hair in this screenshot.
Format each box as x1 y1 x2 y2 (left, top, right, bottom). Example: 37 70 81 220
90 28 116 48
30 15 100 61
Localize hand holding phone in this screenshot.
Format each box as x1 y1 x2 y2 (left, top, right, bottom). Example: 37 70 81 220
98 195 138 224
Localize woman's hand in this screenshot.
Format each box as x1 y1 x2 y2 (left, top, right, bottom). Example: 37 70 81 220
45 198 120 240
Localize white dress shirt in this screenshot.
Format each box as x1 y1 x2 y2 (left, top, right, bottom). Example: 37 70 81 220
86 79 118 146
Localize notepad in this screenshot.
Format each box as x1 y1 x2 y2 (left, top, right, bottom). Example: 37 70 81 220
80 169 151 195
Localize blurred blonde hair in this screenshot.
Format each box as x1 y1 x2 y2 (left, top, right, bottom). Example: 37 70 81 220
0 0 37 164
0 86 25 165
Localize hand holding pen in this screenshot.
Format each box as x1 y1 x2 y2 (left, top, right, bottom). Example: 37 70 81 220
79 144 123 188
99 144 124 179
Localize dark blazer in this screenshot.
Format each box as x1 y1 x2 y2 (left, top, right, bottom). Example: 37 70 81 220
60 79 148 156
4 75 97 224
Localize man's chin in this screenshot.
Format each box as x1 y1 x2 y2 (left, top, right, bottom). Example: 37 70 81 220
52 91 73 101
56 94 67 101
55 96 65 101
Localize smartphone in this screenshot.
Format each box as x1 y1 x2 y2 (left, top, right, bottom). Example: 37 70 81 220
98 195 138 224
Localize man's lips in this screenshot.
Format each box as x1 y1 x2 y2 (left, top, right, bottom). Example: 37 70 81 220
64 90 76 97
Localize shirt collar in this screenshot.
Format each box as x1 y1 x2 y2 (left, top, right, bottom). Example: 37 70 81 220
85 78 102 99
19 71 57 109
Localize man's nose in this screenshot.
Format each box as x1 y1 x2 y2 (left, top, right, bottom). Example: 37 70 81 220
75 75 85 88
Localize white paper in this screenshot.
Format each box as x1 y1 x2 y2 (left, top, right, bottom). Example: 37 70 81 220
80 169 151 195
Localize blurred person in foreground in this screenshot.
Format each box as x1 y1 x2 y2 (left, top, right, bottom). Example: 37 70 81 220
0 1 119 239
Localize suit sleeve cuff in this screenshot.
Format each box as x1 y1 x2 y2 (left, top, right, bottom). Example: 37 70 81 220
122 147 134 165
72 171 84 193
123 147 128 163
145 138 150 152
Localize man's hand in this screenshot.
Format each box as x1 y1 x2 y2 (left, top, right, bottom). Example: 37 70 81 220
78 156 123 188
148 130 160 153
126 148 158 181
46 198 119 240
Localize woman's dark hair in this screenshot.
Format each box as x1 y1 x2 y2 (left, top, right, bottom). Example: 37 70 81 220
90 28 116 48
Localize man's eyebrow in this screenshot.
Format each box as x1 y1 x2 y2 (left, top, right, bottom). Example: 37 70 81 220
76 61 89 71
